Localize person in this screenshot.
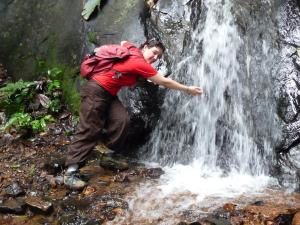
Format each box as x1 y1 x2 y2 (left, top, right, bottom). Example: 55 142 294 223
64 39 203 190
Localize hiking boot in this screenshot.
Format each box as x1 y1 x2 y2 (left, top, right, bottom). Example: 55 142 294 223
64 171 87 190
95 143 115 156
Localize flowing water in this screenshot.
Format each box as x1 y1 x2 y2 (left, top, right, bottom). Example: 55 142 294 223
109 0 286 224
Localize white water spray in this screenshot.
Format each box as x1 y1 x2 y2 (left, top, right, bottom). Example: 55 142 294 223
109 0 279 224
146 0 274 176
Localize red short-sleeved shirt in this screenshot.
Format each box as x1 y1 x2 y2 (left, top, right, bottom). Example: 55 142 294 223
92 42 158 96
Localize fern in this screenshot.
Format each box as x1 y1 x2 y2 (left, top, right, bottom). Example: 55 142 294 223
0 80 34 99
0 80 35 115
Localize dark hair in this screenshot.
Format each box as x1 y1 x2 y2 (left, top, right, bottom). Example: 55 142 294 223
140 38 166 53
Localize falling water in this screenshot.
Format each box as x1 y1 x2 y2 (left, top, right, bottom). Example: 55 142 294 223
145 0 276 175
109 0 280 224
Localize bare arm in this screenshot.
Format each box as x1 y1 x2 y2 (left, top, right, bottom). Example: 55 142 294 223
148 73 203 96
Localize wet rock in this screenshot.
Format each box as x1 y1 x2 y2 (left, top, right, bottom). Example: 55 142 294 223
72 195 129 222
25 196 53 214
114 169 140 183
212 206 231 220
0 198 26 214
223 203 237 214
0 133 15 147
143 167 164 179
292 211 300 225
58 214 102 225
203 216 231 225
82 186 96 196
111 207 125 216
4 182 25 197
95 195 129 210
230 216 244 225
99 155 129 171
80 165 104 180
48 188 68 200
42 152 65 175
41 172 64 187
252 200 264 206
244 205 290 220
273 214 294 225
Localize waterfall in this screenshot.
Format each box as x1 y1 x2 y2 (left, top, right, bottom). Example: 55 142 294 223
108 1 283 224
143 0 278 177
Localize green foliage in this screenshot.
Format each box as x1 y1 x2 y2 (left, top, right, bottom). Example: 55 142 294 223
87 32 97 44
47 80 61 92
60 66 81 115
0 60 81 136
82 0 101 20
48 99 62 113
30 115 55 132
47 67 64 80
37 60 80 115
3 113 32 130
2 112 54 133
0 80 35 115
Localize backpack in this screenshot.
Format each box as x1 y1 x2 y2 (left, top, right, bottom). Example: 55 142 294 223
80 44 142 79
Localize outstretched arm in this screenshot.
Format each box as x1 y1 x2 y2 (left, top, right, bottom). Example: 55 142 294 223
148 73 203 96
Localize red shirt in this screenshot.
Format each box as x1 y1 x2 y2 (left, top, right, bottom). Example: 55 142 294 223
92 42 158 96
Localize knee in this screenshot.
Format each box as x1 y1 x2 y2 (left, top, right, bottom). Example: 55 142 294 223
119 112 130 128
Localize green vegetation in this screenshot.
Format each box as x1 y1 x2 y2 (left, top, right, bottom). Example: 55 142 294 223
87 31 98 44
81 0 101 20
0 61 81 136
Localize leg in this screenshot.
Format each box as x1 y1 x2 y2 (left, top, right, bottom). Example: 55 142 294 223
65 81 113 166
104 98 130 151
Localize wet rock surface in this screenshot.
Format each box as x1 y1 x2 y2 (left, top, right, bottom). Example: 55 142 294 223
4 182 25 197
25 196 53 214
0 109 299 225
0 122 299 225
0 198 26 214
0 117 167 224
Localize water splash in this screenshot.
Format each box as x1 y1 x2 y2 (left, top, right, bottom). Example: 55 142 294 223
117 0 281 223
144 0 274 175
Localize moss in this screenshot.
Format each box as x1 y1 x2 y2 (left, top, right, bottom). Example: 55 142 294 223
35 60 81 115
60 66 82 115
87 32 98 44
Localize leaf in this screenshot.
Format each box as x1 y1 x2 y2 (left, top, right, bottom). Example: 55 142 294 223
37 94 50 108
81 0 101 21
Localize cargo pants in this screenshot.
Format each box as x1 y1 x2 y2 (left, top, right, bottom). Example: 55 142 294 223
65 80 129 166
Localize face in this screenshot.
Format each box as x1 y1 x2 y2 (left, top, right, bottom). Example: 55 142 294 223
142 45 163 64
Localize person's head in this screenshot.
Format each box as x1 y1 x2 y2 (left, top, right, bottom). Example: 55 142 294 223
140 38 165 64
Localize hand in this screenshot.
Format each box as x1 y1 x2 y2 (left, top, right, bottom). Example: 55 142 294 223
185 86 203 96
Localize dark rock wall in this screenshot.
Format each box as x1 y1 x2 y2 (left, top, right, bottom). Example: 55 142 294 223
273 0 300 189
0 0 83 80
0 0 146 80
144 0 299 188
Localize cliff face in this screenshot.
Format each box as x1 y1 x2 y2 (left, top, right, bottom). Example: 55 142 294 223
0 0 145 80
0 0 82 80
144 0 299 188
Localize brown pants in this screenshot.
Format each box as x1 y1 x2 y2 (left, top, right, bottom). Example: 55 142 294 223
65 80 129 166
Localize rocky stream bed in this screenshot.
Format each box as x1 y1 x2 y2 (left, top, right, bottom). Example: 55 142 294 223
0 117 299 225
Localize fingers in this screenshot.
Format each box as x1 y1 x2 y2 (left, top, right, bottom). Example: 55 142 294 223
194 87 203 95
189 86 203 96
